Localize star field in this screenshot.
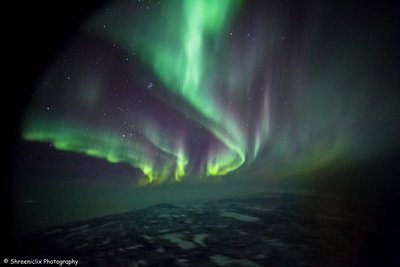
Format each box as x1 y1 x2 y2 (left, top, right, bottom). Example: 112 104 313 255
21 0 400 186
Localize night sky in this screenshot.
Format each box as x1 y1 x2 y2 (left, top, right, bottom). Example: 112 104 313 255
5 0 400 236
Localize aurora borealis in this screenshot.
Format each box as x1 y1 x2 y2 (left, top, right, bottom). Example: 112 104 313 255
4 1 400 263
20 0 399 187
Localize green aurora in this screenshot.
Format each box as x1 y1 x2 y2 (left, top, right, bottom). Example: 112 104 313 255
22 0 399 185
